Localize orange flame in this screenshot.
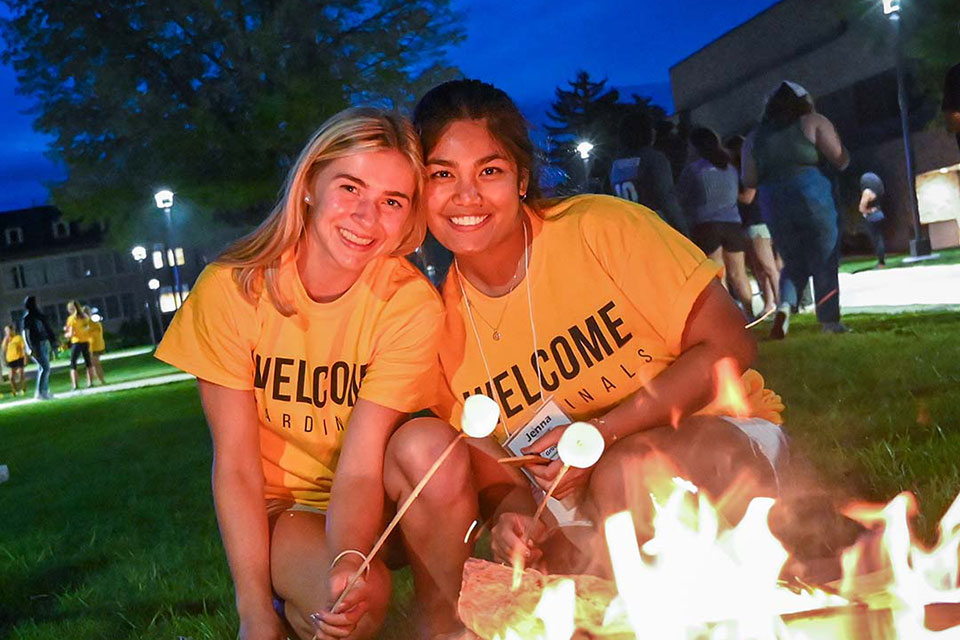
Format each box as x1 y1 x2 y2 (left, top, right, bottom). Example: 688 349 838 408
714 357 750 418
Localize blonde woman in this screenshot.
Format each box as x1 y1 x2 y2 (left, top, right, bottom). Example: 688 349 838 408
82 306 107 385
64 300 93 390
156 108 454 640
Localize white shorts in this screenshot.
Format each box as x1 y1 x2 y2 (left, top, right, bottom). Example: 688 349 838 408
746 223 771 239
721 416 788 470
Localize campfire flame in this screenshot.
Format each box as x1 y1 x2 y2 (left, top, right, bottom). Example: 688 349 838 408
488 479 960 639
713 357 750 418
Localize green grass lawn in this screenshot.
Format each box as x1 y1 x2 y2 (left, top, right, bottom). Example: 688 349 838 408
839 246 960 274
0 352 177 404
2 312 959 639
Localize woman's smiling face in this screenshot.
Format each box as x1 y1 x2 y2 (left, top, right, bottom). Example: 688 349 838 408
303 149 416 277
423 119 528 258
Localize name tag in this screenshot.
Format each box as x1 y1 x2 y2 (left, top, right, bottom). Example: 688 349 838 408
502 397 571 459
502 398 589 527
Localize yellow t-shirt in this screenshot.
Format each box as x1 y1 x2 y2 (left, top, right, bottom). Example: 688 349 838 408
434 195 783 442
66 314 91 344
155 252 443 509
5 335 25 362
88 321 106 352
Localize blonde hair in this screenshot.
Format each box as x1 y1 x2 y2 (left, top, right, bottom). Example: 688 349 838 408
218 107 426 316
67 300 86 319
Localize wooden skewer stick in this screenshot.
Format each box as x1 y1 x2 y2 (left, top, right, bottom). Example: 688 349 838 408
525 464 570 540
330 392 501 612
332 433 466 612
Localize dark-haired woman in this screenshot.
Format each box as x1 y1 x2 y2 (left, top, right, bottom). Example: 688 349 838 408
22 295 57 399
408 79 787 576
741 81 850 338
678 126 755 318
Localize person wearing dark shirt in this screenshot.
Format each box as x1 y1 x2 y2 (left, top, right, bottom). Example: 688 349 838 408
22 295 58 399
943 63 960 154
610 111 689 236
859 172 887 268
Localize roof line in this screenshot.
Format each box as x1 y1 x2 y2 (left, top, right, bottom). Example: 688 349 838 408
670 0 785 70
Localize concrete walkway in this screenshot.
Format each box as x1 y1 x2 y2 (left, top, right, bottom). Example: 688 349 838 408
0 372 195 411
838 263 960 312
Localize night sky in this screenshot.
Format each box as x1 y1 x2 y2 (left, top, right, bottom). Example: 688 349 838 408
0 0 780 212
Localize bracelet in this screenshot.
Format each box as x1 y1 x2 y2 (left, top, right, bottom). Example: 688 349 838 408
330 549 370 576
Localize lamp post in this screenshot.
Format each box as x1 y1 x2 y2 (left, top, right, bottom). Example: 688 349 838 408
884 0 931 257
131 245 157 346
576 141 594 194
154 189 184 306
147 278 164 332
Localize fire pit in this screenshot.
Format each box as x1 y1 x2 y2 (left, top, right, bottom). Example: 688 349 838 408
457 479 960 639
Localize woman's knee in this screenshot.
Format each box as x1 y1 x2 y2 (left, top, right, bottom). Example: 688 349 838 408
383 417 470 502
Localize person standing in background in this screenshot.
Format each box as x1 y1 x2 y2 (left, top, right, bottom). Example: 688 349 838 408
2 325 27 396
22 295 57 399
82 305 108 385
610 111 689 236
64 300 94 390
942 62 960 154
726 135 780 317
858 172 887 268
678 126 755 320
741 81 851 339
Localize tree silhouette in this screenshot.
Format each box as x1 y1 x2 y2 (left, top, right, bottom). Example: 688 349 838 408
544 70 669 193
0 0 463 242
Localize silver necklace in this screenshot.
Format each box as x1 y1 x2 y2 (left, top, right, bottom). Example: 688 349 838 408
456 217 545 437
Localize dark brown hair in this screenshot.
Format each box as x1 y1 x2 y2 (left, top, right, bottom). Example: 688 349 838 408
413 79 541 202
689 126 730 169
763 82 814 127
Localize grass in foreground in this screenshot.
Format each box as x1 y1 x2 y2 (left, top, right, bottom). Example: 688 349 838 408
0 352 176 405
2 311 959 638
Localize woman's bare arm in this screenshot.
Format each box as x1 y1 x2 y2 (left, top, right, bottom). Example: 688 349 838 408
197 380 281 636
807 113 850 170
596 279 756 444
325 399 405 561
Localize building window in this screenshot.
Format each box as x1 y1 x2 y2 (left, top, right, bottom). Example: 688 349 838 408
121 293 136 317
106 295 121 317
152 250 164 270
82 254 97 278
7 265 26 289
52 220 70 239
4 227 24 246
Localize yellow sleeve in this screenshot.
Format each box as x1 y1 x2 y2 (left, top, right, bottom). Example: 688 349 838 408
154 265 259 390
358 279 444 414
579 196 722 354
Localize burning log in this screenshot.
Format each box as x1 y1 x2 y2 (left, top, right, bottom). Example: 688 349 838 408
457 558 632 639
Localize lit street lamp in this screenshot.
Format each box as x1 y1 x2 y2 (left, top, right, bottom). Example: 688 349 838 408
883 0 931 257
154 189 184 305
131 245 157 346
147 278 165 333
576 141 594 194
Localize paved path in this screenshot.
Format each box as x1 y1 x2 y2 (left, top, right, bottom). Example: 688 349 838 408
0 372 195 411
838 263 960 312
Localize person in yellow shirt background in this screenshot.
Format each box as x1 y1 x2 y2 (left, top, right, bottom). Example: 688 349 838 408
410 79 787 575
64 300 94 390
82 305 107 385
156 108 469 640
2 324 27 396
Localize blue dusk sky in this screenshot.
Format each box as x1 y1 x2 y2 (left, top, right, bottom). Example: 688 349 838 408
0 0 780 212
